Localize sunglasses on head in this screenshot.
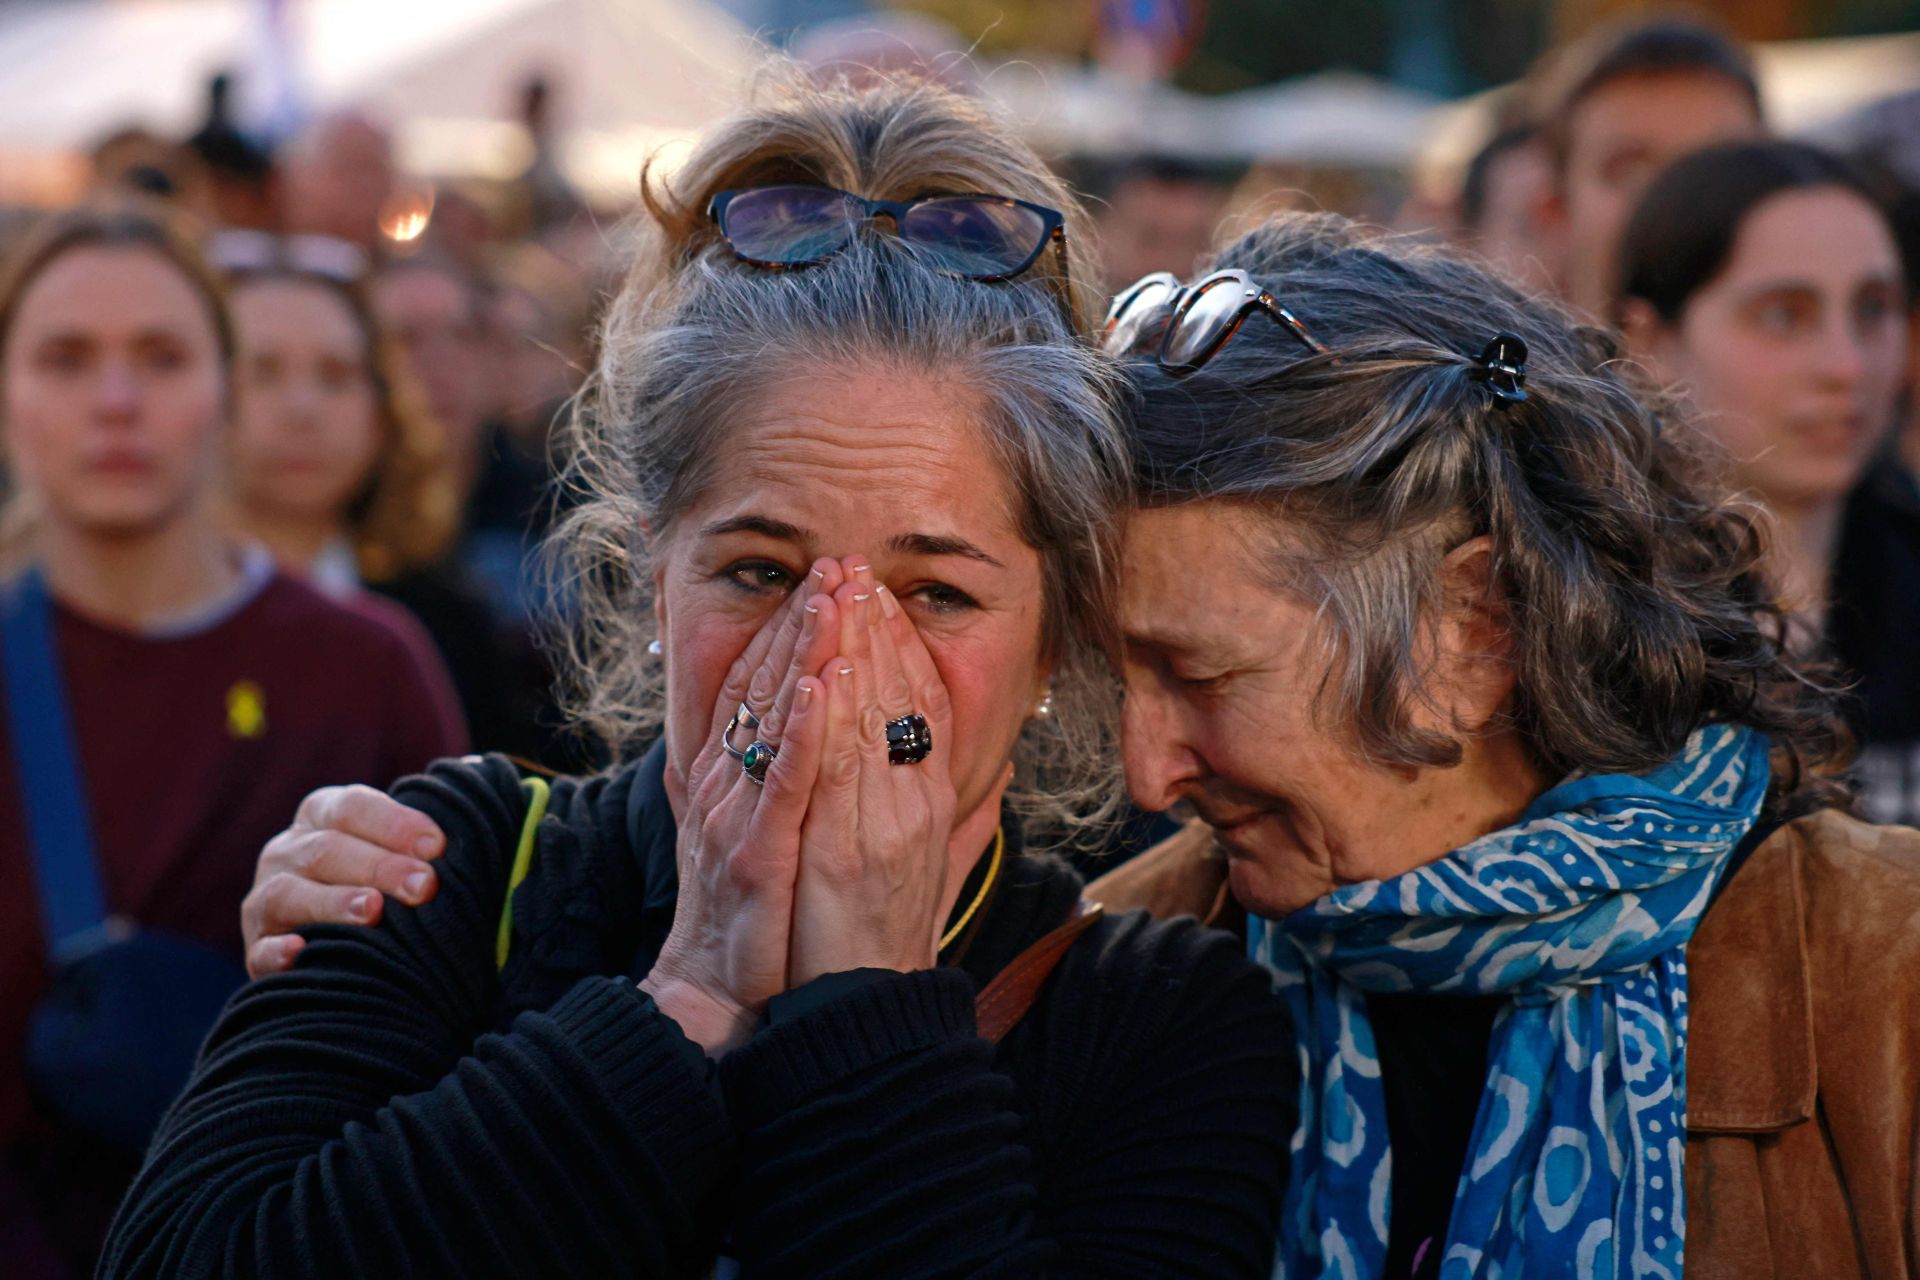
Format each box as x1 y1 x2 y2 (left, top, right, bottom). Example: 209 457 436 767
707 183 1069 285
206 230 370 284
1103 268 1330 374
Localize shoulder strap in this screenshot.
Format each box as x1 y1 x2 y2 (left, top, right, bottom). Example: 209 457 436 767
0 570 113 961
973 899 1104 1044
494 775 552 970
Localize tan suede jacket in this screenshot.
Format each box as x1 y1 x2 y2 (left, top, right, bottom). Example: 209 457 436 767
1088 810 1920 1278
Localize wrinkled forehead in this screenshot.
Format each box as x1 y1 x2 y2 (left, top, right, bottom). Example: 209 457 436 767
1118 502 1285 634
684 367 1028 558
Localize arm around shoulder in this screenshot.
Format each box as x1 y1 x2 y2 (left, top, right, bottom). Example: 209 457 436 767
101 756 735 1279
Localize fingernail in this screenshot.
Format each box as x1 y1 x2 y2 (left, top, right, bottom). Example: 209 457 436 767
803 601 818 615
281 936 304 964
796 680 816 707
349 891 375 921
875 583 899 618
403 870 432 901
853 590 871 604
810 566 826 582
838 663 855 677
413 835 439 858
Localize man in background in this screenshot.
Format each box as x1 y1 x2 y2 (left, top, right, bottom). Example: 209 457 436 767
1535 13 1764 316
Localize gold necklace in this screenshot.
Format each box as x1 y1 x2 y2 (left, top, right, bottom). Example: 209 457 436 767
939 826 1004 953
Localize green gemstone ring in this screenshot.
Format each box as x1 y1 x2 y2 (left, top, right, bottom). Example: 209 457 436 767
741 739 777 784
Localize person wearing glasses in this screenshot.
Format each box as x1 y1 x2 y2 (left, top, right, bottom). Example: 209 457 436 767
101 76 1293 1278
213 234 450 598
197 103 1920 1280
1090 218 1919 1278
211 232 551 764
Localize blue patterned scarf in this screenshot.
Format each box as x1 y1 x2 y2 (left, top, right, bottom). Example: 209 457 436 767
1252 723 1771 1280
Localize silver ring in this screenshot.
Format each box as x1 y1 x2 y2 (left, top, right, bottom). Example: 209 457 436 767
885 712 932 766
722 701 761 761
742 740 777 784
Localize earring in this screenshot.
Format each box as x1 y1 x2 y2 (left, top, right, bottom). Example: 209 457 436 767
1034 690 1053 718
647 638 663 657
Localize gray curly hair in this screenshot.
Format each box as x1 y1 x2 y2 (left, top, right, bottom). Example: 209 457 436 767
1123 212 1849 812
546 70 1131 841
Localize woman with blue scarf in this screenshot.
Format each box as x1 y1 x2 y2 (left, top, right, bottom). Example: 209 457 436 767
232 208 1920 1277
1095 214 1920 1278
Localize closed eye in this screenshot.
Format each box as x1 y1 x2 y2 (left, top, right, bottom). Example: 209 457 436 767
1162 654 1236 693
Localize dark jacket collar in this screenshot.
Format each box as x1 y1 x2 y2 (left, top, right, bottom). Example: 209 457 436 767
623 740 680 916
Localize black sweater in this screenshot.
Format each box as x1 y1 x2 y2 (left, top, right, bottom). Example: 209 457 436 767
101 750 1293 1278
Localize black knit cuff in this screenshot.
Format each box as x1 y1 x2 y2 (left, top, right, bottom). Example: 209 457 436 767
543 976 732 1171
720 967 979 1129
764 968 899 1026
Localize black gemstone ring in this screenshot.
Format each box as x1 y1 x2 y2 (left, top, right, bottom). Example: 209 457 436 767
885 712 933 766
741 739 777 784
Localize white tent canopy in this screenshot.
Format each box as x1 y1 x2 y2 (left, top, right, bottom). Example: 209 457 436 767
989 31 1920 173
984 63 1443 167
1758 31 1920 136
0 0 754 199
1 4 1915 199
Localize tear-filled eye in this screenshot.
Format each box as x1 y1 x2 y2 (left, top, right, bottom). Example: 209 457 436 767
905 581 980 615
721 560 799 596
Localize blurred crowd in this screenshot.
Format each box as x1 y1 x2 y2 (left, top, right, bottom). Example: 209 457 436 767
1 9 1918 1276
35 72 611 769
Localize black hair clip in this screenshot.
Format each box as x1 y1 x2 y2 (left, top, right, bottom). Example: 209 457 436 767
1472 332 1529 405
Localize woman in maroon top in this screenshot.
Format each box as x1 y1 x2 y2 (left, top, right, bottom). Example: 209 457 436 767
0 204 465 1279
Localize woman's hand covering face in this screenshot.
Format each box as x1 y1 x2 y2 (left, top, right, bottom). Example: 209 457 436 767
785 561 1011 988
240 555 1014 1057
643 559 846 1053
649 555 1008 1053
655 368 1048 865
